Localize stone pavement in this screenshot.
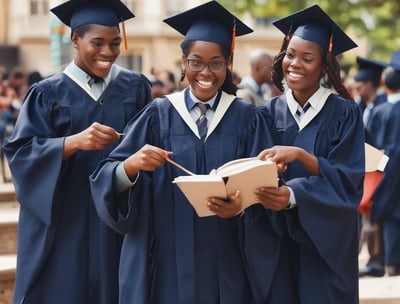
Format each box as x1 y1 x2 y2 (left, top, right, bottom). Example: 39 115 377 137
359 245 400 303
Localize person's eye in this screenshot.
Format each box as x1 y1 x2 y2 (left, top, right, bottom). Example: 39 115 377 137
191 60 203 67
92 42 103 48
303 58 313 63
211 62 224 69
285 52 294 59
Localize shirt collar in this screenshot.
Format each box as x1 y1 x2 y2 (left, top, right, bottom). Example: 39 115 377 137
387 93 400 104
286 86 330 115
64 61 113 87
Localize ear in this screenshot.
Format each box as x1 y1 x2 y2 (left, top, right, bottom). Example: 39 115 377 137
181 54 186 72
71 32 79 48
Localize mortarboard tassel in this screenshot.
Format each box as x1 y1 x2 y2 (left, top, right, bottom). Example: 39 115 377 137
121 19 128 51
229 20 237 71
328 25 335 53
328 36 333 53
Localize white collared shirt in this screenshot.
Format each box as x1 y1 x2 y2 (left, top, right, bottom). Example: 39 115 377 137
286 86 333 130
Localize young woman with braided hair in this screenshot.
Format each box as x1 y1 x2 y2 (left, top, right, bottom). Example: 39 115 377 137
244 5 366 303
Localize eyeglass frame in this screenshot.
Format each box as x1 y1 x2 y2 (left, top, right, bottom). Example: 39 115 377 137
184 59 227 73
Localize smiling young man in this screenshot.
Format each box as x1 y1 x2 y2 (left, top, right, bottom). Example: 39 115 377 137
2 1 151 303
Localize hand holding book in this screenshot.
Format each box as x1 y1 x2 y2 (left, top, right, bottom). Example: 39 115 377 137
172 157 278 217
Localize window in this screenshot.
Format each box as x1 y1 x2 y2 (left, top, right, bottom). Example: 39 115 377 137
166 0 182 16
30 0 49 16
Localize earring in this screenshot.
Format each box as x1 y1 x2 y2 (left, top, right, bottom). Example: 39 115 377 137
180 72 185 82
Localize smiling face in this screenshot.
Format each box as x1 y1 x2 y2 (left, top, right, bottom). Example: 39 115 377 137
282 36 326 105
72 24 121 78
182 40 228 101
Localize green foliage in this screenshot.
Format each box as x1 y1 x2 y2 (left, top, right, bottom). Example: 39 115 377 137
218 0 400 61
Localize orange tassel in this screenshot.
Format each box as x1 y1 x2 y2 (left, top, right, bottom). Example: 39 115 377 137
229 21 236 71
121 20 128 51
328 36 333 53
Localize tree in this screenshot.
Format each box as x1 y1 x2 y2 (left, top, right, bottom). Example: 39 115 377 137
219 0 400 62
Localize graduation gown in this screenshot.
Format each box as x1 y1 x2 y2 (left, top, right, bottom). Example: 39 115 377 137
259 92 364 304
370 102 400 264
90 90 274 304
359 93 386 144
2 67 151 304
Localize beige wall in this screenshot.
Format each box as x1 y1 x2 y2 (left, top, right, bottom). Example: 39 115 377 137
0 0 10 43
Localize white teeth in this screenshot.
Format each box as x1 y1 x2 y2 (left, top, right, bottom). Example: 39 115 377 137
288 72 303 79
97 60 111 67
198 80 213 86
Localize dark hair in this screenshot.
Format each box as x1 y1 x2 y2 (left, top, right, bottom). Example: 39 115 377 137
272 36 353 101
180 40 237 95
73 24 93 38
383 67 400 91
73 24 120 38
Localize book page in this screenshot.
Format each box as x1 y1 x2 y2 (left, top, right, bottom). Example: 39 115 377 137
365 143 389 172
172 157 278 217
224 161 278 211
173 175 227 217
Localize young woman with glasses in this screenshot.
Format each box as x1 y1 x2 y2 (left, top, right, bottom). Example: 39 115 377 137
89 1 276 303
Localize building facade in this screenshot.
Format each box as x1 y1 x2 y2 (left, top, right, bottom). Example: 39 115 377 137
0 0 283 80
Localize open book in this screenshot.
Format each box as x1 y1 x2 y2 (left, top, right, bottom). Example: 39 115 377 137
173 157 278 217
364 143 388 172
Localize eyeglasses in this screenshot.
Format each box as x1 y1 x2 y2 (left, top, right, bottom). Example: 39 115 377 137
185 59 227 73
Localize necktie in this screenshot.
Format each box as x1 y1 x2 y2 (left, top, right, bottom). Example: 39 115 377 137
295 102 311 120
88 77 104 99
196 103 210 140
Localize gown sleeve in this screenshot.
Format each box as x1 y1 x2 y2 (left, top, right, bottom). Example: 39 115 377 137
2 83 65 226
372 102 400 221
286 101 365 272
90 101 160 234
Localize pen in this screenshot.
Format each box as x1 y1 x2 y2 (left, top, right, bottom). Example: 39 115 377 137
165 157 195 176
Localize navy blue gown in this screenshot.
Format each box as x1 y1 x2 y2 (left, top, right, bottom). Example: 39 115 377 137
254 91 365 303
359 93 386 144
3 67 151 304
90 89 275 304
370 101 400 266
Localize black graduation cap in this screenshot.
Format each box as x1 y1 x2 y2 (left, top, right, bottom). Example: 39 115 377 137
163 0 253 49
50 0 135 31
272 4 357 56
354 56 387 86
389 51 400 71
383 51 400 89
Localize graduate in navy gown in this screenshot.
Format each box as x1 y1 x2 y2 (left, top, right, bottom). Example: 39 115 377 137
353 56 387 278
2 1 151 303
90 1 274 303
353 56 387 146
249 5 365 303
369 52 400 276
